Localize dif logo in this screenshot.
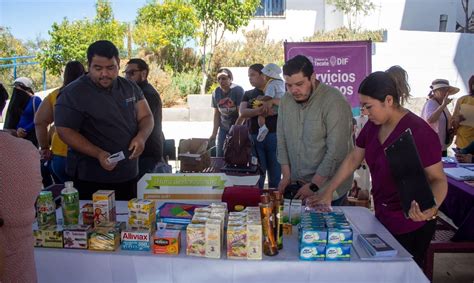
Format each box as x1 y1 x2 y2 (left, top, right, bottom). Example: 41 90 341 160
330 56 349 67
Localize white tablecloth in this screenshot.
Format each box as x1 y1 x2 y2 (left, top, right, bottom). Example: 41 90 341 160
34 205 429 283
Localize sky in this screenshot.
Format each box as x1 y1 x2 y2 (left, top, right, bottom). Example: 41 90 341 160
0 0 148 42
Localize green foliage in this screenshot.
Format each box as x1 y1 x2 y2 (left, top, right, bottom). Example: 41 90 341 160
134 0 199 71
172 70 202 98
327 0 375 30
304 27 384 42
213 28 284 69
190 0 260 93
38 0 126 76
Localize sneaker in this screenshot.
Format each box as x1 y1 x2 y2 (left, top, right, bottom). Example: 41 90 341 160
257 125 269 142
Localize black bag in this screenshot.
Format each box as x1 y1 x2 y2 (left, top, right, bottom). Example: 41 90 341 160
223 124 252 166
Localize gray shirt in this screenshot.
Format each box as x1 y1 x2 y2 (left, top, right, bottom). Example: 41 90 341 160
277 82 353 200
55 75 144 183
211 84 244 131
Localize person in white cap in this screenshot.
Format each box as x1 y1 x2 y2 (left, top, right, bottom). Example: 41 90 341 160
421 78 460 156
253 63 285 142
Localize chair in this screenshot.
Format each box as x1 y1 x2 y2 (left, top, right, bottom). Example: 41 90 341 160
423 217 474 281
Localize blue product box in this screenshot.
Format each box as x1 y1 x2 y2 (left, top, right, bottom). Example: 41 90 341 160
299 245 326 261
325 244 351 261
121 230 152 251
327 228 353 245
300 227 327 245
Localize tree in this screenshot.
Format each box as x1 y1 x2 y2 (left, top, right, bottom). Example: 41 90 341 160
327 0 375 30
38 0 126 75
190 0 260 94
134 0 199 71
459 0 473 33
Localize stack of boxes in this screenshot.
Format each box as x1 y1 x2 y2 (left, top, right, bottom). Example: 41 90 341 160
298 211 353 261
186 203 227 259
121 199 156 251
89 190 122 251
226 207 262 260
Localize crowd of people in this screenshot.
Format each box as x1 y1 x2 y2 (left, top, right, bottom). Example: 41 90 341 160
1 39 473 280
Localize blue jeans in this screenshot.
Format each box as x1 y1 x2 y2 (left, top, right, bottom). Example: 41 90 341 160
216 128 229 157
51 155 69 183
251 133 281 189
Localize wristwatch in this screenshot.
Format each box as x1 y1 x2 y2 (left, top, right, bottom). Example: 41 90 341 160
309 182 319 192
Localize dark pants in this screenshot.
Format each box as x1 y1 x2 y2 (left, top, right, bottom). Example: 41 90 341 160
72 178 137 201
251 133 281 189
394 219 436 267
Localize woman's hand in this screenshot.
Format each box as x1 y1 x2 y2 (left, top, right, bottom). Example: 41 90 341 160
408 200 438 222
455 153 473 163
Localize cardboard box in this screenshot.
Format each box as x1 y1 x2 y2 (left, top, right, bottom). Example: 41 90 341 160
153 229 181 255
33 224 63 248
93 190 116 226
178 138 210 172
299 245 326 261
186 223 206 257
121 229 152 251
325 244 351 261
63 224 91 249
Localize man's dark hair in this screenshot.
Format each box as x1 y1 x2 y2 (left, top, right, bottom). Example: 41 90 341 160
249 63 264 74
283 55 314 79
87 40 119 66
127 58 150 77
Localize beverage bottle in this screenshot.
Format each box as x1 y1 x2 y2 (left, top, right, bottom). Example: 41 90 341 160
272 191 284 249
61 181 80 225
260 194 278 256
37 191 56 227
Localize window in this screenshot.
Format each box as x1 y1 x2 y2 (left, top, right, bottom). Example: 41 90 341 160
255 0 285 17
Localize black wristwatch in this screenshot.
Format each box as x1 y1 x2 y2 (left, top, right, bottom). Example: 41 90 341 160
309 182 319 192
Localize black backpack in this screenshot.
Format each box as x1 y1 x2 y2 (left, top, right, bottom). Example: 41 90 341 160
223 124 252 166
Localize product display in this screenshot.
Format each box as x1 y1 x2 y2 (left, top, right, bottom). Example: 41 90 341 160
153 229 181 255
63 224 91 249
61 181 80 225
93 190 116 226
36 191 56 227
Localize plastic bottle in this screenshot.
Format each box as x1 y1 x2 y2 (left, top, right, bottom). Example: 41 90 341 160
37 191 56 227
61 181 80 225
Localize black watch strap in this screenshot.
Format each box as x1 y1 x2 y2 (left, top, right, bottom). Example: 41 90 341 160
309 182 319 192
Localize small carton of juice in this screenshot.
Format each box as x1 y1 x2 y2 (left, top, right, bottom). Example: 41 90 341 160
121 229 152 251
153 229 181 255
63 224 91 249
92 190 116 226
227 224 247 259
205 219 222 259
246 221 262 260
186 223 206 257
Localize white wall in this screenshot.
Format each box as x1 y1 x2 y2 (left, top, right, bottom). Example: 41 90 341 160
372 30 474 98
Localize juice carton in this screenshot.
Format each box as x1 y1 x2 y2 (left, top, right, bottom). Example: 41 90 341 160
227 224 247 259
290 199 302 225
246 221 262 260
205 219 222 258
186 223 206 257
63 224 91 249
153 229 181 255
92 190 116 226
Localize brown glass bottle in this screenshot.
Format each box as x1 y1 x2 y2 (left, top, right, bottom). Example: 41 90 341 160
272 191 284 249
260 195 278 256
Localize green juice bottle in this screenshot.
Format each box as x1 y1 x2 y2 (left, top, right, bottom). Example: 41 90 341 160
61 181 80 225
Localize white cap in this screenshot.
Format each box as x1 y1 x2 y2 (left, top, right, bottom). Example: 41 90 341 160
262 63 282 80
13 77 33 89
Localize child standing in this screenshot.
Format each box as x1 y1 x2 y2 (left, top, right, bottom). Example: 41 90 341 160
254 63 285 142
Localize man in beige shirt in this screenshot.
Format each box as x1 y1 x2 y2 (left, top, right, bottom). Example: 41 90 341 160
277 55 353 205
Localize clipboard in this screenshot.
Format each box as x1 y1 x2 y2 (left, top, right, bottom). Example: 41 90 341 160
384 128 436 217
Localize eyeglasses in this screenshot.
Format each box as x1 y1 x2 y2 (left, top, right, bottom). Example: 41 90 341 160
123 69 141 76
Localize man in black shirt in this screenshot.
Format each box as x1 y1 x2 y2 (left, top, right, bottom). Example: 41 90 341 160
55 41 154 200
125 58 165 177
238 64 281 189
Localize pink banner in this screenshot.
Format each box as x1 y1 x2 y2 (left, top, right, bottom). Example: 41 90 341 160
284 41 372 110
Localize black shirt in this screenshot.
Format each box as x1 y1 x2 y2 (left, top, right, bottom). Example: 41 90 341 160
137 80 163 161
242 88 278 135
55 75 144 183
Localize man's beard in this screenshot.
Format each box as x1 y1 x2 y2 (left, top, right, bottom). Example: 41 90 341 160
295 86 313 104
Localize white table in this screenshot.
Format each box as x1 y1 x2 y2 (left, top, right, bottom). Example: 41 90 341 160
35 205 429 283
